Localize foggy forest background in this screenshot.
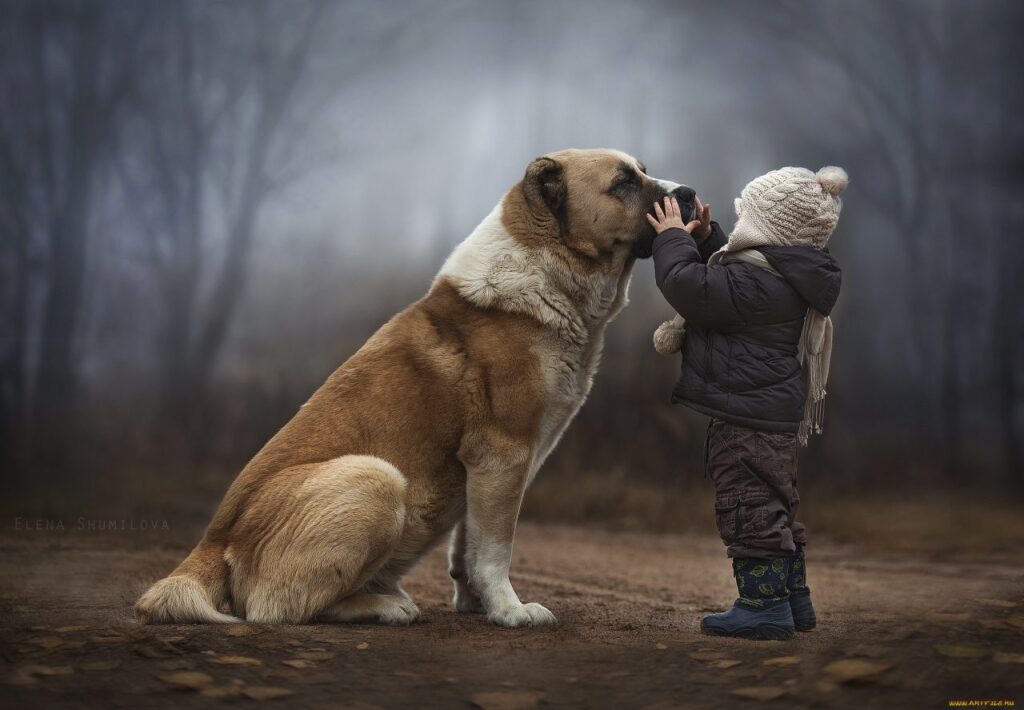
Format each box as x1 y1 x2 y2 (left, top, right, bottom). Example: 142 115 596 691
2 0 1022 527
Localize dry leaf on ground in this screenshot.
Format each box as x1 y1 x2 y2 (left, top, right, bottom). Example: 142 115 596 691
823 659 893 685
1006 614 1024 630
356 642 370 650
709 659 742 670
934 645 989 659
26 636 64 649
689 651 728 662
282 659 318 669
469 690 545 710
291 650 336 661
208 655 262 666
79 660 120 671
158 671 214 690
731 686 788 701
200 686 244 699
242 686 295 701
993 652 1024 664
20 664 74 677
762 656 800 667
976 598 1018 609
225 624 266 637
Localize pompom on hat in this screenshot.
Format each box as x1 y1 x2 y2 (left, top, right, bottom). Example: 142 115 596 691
728 166 848 252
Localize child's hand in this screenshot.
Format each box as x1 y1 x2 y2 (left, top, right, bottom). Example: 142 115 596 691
646 196 705 235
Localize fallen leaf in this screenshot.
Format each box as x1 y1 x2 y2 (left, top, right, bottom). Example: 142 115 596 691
689 651 728 662
994 652 1024 664
134 645 170 659
208 655 262 666
356 642 369 650
731 686 788 701
201 686 244 699
157 659 195 671
976 598 1018 609
762 656 800 667
847 644 889 659
282 659 317 669
469 691 545 710
935 645 989 659
823 659 893 685
20 664 74 677
158 671 214 690
709 659 742 669
225 624 266 637
242 686 295 701
79 660 120 672
1006 614 1024 630
655 643 668 650
290 650 335 661
26 636 64 650
54 625 89 633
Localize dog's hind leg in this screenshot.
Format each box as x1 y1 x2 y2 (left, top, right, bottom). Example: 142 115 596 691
230 455 407 624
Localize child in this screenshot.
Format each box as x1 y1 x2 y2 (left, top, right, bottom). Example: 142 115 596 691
645 166 847 640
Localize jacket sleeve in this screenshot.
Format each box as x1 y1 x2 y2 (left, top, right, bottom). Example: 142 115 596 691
652 226 745 329
695 221 727 263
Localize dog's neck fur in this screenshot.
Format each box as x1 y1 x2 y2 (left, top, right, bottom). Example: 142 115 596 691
434 200 632 345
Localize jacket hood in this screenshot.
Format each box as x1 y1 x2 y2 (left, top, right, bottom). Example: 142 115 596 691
761 246 841 315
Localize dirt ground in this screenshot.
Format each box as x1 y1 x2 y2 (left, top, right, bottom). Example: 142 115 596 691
1 522 1023 709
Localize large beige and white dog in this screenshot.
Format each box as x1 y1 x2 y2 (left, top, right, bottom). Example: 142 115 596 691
136 148 694 628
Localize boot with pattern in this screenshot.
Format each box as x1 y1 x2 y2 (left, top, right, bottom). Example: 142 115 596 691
701 557 795 640
787 544 816 631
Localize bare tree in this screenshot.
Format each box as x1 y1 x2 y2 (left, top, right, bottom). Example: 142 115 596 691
0 1 144 471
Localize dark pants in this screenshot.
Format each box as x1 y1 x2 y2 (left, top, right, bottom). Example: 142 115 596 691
705 418 805 559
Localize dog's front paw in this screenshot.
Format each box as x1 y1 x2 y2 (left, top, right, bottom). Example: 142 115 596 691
487 602 557 628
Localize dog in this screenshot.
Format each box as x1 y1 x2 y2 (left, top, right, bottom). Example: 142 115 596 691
136 148 695 628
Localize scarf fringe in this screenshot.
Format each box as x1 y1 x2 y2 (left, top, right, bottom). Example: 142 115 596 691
797 308 833 446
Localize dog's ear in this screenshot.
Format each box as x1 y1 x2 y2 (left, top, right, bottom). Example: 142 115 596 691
523 156 566 218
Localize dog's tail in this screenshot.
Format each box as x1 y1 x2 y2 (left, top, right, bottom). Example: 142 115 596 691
135 539 240 624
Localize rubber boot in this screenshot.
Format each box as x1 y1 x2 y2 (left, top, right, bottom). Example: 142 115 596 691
787 544 816 631
701 557 795 640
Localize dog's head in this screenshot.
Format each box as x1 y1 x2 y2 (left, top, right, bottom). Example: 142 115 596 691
518 148 695 263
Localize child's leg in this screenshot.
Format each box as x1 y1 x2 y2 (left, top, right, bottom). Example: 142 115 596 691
705 420 799 560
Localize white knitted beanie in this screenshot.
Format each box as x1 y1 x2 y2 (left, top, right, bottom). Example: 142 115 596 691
728 166 848 251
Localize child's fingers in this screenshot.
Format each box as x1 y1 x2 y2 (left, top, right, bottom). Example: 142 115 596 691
670 197 681 220
652 201 665 221
645 213 660 229
663 195 673 217
694 196 703 215
684 219 702 234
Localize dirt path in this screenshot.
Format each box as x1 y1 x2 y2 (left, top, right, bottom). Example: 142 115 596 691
1 523 1022 708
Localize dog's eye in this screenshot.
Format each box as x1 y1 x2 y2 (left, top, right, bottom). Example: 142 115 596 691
613 176 638 192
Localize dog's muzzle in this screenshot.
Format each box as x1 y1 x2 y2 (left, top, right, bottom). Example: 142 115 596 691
632 184 697 259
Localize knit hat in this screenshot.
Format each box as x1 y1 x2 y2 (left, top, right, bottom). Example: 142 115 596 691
727 166 848 253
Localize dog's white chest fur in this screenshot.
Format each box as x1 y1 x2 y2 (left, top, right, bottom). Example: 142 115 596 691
437 202 631 483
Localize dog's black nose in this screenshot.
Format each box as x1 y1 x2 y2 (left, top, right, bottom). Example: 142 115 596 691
672 185 696 204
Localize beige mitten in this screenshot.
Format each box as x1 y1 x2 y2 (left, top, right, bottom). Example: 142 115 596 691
653 314 686 355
